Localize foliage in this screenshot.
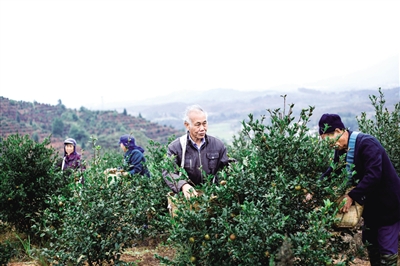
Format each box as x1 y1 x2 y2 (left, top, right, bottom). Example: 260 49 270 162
34 137 173 265
160 99 356 265
51 118 64 137
0 96 184 158
0 134 67 237
0 240 18 265
356 87 400 174
3 89 399 265
68 124 90 148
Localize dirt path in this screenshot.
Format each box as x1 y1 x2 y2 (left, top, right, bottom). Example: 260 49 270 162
7 249 372 266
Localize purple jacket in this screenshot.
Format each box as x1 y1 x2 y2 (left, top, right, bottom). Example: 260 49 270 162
61 138 85 172
329 131 400 226
63 153 84 171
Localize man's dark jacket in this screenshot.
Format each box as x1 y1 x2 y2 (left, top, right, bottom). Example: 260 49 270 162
325 130 400 226
163 133 230 193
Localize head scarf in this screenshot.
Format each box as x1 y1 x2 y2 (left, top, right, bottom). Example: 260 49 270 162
318 114 346 135
119 134 145 153
64 138 77 156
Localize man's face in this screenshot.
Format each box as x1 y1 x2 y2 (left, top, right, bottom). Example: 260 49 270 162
65 144 74 155
321 129 347 150
185 110 207 141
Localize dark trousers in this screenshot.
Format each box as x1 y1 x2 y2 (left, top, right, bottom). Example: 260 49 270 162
362 220 400 255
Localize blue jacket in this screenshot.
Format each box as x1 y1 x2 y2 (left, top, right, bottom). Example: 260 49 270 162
327 131 400 226
123 149 149 177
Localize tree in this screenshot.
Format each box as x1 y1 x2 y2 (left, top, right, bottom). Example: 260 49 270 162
357 88 400 173
52 118 64 137
68 124 89 147
161 98 355 265
0 134 67 237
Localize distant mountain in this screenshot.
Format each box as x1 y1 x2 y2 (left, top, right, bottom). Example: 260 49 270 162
0 97 184 158
120 87 399 143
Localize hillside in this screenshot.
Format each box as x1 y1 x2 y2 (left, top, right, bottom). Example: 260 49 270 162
0 97 184 157
1 87 399 150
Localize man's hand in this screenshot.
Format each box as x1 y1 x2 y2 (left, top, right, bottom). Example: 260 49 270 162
305 193 313 201
340 195 353 213
182 184 198 199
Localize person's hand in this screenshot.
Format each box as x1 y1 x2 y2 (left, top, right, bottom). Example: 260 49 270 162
182 184 198 199
340 195 353 213
104 168 116 174
122 171 129 177
305 193 313 201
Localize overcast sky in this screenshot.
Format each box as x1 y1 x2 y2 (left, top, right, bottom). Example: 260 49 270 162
1 0 399 110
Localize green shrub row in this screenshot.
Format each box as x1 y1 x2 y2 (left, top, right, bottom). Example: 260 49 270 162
0 88 398 265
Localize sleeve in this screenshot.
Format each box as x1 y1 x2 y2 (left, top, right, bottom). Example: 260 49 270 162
218 144 230 170
211 143 230 184
76 154 85 171
162 141 189 193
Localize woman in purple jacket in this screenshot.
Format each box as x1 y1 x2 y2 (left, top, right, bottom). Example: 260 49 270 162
319 114 400 266
59 138 85 182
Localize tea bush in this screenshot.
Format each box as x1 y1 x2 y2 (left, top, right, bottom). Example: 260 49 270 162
0 134 67 237
35 138 173 265
159 101 356 265
356 87 400 174
4 90 398 265
0 241 18 265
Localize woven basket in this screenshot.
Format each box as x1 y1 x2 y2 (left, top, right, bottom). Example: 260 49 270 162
167 190 204 218
104 168 126 185
334 195 364 228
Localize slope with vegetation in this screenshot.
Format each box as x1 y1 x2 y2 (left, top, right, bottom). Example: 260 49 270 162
0 97 184 158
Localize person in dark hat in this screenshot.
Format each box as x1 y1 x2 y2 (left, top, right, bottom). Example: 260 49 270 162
118 134 150 177
318 113 400 265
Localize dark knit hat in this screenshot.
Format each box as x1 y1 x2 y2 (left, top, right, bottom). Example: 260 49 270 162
119 134 145 153
318 114 345 135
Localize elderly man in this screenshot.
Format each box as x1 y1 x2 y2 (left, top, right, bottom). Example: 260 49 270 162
319 113 400 266
163 104 230 199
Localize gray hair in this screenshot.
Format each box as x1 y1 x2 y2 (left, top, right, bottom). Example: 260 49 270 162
183 104 208 125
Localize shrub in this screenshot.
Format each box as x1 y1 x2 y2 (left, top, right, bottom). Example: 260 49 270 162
159 100 357 265
0 240 18 265
51 118 64 137
35 138 172 265
356 88 400 174
0 134 64 237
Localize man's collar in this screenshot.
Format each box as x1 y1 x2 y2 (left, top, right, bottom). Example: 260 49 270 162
188 134 206 147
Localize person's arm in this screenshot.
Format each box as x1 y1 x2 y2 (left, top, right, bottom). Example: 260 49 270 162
162 142 189 193
319 167 333 181
211 144 230 184
218 145 230 171
76 154 85 171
